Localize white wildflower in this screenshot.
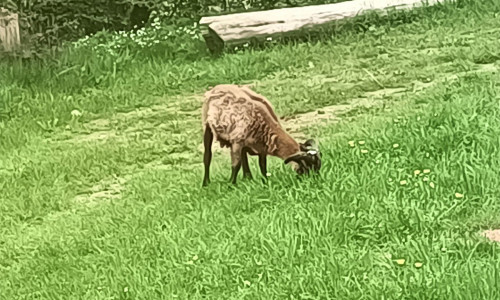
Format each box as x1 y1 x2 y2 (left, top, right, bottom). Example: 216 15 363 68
71 109 82 117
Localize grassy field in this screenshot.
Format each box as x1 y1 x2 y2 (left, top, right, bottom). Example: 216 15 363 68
1 0 500 298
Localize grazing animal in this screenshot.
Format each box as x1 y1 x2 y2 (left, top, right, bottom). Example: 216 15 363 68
201 84 321 186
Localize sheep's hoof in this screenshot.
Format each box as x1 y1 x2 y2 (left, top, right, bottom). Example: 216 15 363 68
202 179 210 187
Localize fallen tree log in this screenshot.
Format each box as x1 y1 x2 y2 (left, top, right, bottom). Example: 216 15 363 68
0 8 20 52
199 0 446 53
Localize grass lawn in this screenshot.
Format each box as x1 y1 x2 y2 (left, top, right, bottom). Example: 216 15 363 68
1 0 500 299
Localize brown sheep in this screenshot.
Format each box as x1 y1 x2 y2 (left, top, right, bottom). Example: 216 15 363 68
201 84 321 186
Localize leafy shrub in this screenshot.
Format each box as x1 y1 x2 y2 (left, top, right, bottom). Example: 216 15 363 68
71 17 205 61
3 0 140 50
1 0 347 52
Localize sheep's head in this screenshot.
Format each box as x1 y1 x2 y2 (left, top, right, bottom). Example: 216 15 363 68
284 139 322 175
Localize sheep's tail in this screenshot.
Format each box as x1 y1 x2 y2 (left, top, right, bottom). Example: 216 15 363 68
201 87 223 131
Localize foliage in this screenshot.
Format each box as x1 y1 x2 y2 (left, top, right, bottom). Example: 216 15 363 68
71 18 204 60
1 0 346 53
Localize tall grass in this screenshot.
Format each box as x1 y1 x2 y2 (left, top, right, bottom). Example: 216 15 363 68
1 0 499 149
2 72 500 299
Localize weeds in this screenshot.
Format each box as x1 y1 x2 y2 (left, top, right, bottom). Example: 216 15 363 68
71 19 203 59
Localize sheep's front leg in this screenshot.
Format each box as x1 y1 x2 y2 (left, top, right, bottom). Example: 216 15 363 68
259 154 268 183
230 143 243 184
241 148 253 180
202 125 213 187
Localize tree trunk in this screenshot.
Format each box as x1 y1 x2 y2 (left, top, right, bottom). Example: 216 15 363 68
0 8 21 52
200 0 446 53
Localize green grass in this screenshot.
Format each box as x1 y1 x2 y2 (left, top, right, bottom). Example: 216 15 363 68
1 0 500 298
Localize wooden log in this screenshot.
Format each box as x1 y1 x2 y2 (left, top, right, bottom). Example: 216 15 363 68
0 8 21 52
199 0 447 53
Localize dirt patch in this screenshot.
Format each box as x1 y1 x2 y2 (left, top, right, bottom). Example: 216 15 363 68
481 229 500 243
282 97 380 140
61 94 200 144
365 87 407 98
74 175 130 206
72 158 204 205
412 63 497 92
61 62 498 146
64 62 498 205
87 118 112 130
74 130 118 143
145 158 201 171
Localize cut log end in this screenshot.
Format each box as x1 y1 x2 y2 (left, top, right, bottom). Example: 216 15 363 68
201 26 226 54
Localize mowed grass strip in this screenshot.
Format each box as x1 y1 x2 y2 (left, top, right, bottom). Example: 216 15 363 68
1 0 500 151
1 71 499 299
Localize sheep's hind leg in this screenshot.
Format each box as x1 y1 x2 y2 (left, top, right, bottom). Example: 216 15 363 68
230 143 243 184
202 125 213 187
241 148 253 180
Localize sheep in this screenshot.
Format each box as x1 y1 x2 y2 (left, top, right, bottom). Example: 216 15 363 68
201 84 321 186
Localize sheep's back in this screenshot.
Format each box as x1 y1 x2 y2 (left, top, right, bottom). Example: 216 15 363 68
202 85 280 147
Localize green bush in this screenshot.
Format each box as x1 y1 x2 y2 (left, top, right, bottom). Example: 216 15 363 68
71 18 205 61
4 0 140 49
1 0 346 52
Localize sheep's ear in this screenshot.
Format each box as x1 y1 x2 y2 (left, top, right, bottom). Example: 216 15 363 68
300 139 318 151
284 153 304 164
309 139 318 149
